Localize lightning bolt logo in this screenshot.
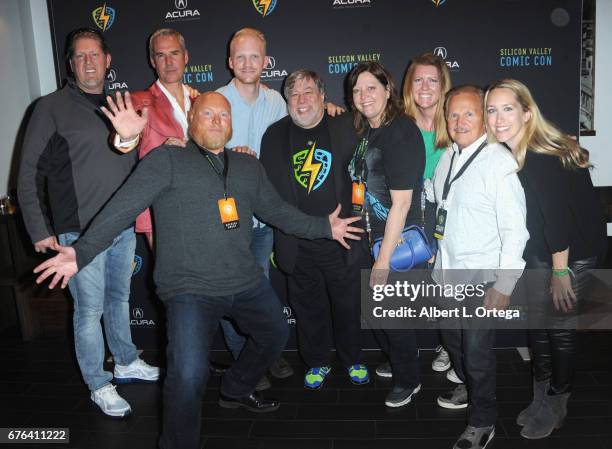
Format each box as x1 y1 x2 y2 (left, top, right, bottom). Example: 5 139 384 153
99 4 110 31
301 142 322 194
92 3 116 32
252 0 277 17
431 0 447 7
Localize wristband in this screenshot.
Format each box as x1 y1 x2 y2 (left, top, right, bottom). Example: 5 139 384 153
552 268 569 277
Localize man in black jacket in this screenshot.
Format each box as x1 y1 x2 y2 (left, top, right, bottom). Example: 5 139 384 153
259 70 369 389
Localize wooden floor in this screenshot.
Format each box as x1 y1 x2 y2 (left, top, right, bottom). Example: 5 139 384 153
1 332 611 449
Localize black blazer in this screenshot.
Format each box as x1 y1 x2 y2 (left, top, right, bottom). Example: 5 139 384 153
259 113 365 274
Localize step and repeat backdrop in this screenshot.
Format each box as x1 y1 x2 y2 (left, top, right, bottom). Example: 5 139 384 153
48 0 582 350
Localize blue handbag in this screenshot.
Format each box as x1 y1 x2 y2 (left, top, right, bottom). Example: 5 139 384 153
371 225 434 272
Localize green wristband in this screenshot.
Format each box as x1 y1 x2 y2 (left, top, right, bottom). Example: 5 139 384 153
552 268 570 277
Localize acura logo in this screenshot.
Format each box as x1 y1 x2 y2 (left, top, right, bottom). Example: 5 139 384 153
106 69 117 82
132 308 144 319
282 306 292 318
433 47 447 59
264 56 276 70
175 0 187 10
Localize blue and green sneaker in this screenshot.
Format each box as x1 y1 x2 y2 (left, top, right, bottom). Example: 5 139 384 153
304 366 332 389
348 364 370 385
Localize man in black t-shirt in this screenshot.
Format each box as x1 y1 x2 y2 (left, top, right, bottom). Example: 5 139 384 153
260 70 369 389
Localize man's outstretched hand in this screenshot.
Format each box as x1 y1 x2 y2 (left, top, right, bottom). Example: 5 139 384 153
328 204 363 250
101 91 148 142
33 243 79 289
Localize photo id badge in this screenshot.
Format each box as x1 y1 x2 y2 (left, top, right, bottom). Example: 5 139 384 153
352 181 365 212
218 197 240 230
433 208 447 240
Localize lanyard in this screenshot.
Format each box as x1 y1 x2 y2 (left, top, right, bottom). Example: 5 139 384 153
442 140 487 202
202 150 230 199
352 128 376 182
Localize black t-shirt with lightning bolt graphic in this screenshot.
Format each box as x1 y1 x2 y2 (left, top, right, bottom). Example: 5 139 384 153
289 117 337 217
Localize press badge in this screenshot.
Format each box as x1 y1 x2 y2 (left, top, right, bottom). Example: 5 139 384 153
352 181 365 212
218 197 240 230
433 208 447 240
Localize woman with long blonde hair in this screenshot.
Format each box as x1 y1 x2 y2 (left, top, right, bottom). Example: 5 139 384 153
485 78 606 440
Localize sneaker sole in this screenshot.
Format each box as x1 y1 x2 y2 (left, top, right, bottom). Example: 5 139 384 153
437 396 468 409
218 398 280 413
91 400 132 418
385 384 421 408
446 372 463 384
375 370 393 378
114 376 159 384
432 361 451 372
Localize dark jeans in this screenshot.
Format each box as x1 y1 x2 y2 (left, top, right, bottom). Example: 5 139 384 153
374 328 420 389
440 290 496 427
287 240 363 368
526 256 597 394
159 276 289 449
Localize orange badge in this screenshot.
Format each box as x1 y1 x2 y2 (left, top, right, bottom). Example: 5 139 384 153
352 182 364 211
218 197 240 230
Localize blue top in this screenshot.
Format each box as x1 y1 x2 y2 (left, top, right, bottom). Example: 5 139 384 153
217 79 287 158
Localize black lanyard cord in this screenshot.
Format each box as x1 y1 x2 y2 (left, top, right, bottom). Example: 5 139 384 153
203 150 230 199
442 140 487 202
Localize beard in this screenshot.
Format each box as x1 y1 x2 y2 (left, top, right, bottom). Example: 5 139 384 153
190 125 232 152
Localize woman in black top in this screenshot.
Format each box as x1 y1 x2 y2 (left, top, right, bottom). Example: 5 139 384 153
485 79 606 440
347 62 425 408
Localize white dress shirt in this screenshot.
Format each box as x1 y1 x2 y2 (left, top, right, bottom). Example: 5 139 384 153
431 134 529 296
155 79 190 138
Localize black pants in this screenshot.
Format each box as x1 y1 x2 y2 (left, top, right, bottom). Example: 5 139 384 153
374 328 420 389
440 291 497 428
526 256 597 394
287 240 364 368
159 277 289 449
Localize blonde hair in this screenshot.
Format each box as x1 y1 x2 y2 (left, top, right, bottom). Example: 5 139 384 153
402 53 452 149
229 27 267 55
485 79 590 171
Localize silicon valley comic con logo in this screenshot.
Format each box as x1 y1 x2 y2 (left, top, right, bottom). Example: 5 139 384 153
261 56 288 81
165 0 201 21
106 68 128 91
431 0 446 6
92 3 115 32
252 0 277 17
332 0 371 9
183 63 214 84
498 47 553 67
131 307 155 326
327 52 381 75
433 46 460 71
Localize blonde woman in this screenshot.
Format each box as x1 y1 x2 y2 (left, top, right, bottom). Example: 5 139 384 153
485 79 606 439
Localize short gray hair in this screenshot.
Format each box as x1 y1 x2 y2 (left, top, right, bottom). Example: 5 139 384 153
148 28 186 58
284 69 325 99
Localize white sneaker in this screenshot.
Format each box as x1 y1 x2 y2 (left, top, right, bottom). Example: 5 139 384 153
446 368 463 384
432 346 451 372
114 358 160 384
91 384 131 417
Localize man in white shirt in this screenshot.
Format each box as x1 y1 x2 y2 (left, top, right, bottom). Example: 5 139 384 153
431 85 528 449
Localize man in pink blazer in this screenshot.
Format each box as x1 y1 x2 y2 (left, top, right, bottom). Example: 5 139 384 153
104 28 195 247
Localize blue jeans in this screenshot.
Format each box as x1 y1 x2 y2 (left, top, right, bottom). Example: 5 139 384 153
221 224 274 359
59 228 138 391
159 276 288 449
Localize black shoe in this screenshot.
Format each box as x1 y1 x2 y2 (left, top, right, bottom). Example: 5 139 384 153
269 356 294 379
218 391 280 413
209 361 229 376
255 375 271 391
